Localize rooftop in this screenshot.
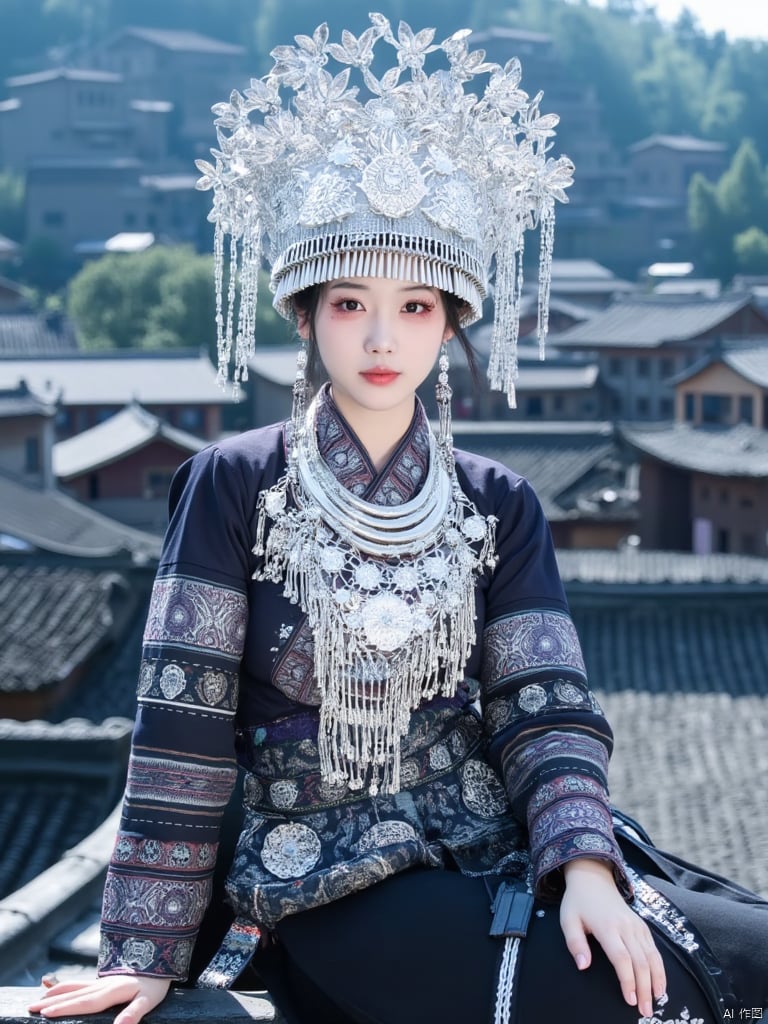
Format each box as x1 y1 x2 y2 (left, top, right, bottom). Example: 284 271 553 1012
109 26 246 55
0 350 237 407
671 342 768 388
0 382 55 419
554 293 766 349
5 68 123 88
621 421 768 477
54 403 206 479
452 421 623 522
0 472 161 561
0 313 79 357
629 134 727 154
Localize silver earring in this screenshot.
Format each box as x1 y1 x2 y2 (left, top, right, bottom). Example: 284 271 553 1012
435 341 454 471
288 339 309 480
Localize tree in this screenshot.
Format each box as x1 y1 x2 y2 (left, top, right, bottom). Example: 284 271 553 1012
715 138 768 233
734 227 768 275
0 171 24 243
67 245 290 357
688 140 768 280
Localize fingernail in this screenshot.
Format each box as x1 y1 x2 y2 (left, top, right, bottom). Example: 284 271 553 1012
576 953 587 969
628 990 637 1006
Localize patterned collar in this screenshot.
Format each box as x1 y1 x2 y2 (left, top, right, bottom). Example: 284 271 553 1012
313 384 431 507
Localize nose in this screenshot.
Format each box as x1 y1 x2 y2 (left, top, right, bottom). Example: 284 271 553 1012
364 313 396 354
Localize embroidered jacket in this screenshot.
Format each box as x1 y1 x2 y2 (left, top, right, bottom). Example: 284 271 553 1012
98 391 627 981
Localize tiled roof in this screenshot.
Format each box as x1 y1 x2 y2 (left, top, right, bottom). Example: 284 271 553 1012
629 134 727 153
557 548 768 587
0 473 162 560
0 314 79 356
0 566 135 695
554 294 764 348
0 717 132 900
0 384 54 419
671 342 768 388
115 26 245 55
54 403 206 479
6 68 122 87
568 588 768 895
0 351 238 406
621 422 768 476
452 422 621 521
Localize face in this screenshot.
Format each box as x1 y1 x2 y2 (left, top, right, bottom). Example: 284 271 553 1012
297 276 453 436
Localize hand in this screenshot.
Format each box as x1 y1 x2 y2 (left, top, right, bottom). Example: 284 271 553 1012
560 857 666 1018
27 974 172 1023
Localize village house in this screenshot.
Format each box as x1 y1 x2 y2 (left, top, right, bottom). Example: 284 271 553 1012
0 349 241 440
552 293 768 420
53 402 206 533
620 342 768 555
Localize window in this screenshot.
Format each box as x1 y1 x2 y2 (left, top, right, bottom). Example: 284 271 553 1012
741 533 757 555
43 210 65 226
659 398 673 418
25 437 40 473
144 469 175 500
659 357 674 378
178 407 204 432
701 394 731 425
636 397 650 417
608 358 623 377
525 396 543 417
636 357 650 377
552 395 564 412
740 496 754 509
89 473 100 500
684 393 695 422
738 395 754 424
124 211 137 228
719 488 729 505
716 528 729 553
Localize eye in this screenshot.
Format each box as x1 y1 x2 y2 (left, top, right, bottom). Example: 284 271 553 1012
334 298 362 312
403 300 433 314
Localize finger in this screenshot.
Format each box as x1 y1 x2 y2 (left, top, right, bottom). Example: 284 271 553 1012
624 935 654 1018
559 912 592 970
597 934 638 1008
115 991 161 1024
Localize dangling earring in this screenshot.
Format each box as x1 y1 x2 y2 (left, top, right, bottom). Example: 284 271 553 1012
435 341 454 471
288 338 309 481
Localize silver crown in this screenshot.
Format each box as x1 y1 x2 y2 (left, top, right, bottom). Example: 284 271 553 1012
196 14 574 405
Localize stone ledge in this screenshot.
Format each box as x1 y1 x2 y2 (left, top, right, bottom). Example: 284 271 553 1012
0 987 280 1022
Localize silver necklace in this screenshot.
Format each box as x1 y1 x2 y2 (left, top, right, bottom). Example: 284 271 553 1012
253 395 497 796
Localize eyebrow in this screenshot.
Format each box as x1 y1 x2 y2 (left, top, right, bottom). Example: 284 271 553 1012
327 281 436 293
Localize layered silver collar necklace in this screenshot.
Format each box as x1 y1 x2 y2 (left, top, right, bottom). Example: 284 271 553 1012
253 392 497 796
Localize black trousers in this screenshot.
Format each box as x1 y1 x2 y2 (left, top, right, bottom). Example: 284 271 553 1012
252 867 739 1024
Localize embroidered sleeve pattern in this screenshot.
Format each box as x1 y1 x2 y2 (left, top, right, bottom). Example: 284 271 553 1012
481 610 628 900
99 574 247 980
143 574 248 662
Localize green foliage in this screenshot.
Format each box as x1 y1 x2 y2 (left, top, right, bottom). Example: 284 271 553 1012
0 171 24 243
67 245 290 357
20 235 71 292
688 141 768 280
734 227 768 274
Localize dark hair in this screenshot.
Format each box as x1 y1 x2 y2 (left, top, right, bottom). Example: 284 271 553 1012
292 283 479 388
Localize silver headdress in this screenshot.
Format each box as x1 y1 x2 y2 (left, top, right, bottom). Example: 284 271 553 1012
196 13 574 406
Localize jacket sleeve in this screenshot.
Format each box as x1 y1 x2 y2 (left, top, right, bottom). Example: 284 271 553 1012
479 472 630 901
98 444 255 980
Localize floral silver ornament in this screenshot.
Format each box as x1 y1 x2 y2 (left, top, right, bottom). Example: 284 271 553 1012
517 684 548 714
196 12 573 403
261 823 322 879
358 820 418 854
159 663 186 701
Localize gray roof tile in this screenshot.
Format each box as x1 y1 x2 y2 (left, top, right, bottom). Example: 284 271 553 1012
0 474 162 560
554 294 765 348
0 314 79 356
54 403 206 479
621 421 768 476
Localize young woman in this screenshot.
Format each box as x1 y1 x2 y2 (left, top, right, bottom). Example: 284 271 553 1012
30 15 767 1024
